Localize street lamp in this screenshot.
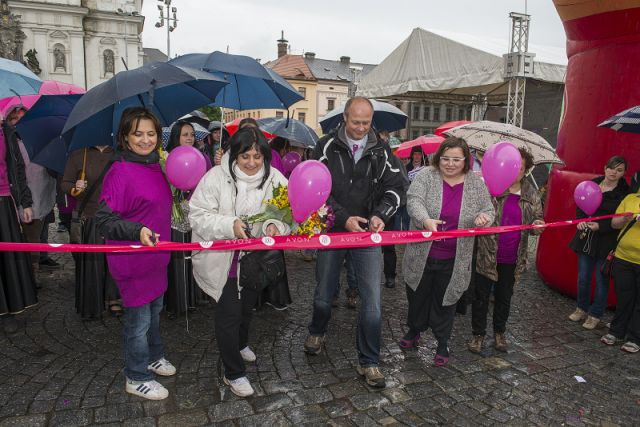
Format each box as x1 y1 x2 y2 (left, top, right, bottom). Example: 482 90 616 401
155 0 178 58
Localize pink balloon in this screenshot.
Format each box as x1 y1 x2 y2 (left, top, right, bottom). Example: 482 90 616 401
481 141 522 196
166 146 207 190
282 151 302 175
288 160 332 223
573 181 602 215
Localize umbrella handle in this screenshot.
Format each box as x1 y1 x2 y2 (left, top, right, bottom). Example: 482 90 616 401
70 149 87 197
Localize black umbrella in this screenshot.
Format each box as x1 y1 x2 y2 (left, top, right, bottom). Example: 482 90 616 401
62 62 228 150
258 117 319 148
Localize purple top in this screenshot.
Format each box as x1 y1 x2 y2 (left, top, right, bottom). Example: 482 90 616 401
0 129 9 196
429 181 464 260
496 194 522 264
101 160 172 307
271 149 285 175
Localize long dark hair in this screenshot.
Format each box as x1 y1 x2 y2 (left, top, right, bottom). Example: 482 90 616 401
166 120 194 152
228 127 272 189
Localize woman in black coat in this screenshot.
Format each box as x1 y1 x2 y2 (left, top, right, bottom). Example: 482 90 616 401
568 156 629 329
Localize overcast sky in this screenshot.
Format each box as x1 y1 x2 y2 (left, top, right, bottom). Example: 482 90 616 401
141 0 567 65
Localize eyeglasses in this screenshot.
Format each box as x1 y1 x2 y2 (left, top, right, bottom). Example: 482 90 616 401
439 156 465 164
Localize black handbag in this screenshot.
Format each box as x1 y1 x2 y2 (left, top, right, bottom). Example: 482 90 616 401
239 250 286 292
600 217 637 277
69 160 112 244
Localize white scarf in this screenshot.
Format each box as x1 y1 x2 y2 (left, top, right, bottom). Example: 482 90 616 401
233 163 267 217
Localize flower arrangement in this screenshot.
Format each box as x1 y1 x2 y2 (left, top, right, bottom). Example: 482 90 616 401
248 184 334 236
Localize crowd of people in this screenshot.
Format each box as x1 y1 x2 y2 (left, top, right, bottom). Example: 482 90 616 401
0 96 638 401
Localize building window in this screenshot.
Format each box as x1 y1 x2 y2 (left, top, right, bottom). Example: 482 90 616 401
446 106 453 122
466 107 473 120
298 87 306 99
412 104 420 120
298 112 306 123
412 129 421 140
422 104 430 121
327 98 335 111
433 106 440 121
275 111 284 119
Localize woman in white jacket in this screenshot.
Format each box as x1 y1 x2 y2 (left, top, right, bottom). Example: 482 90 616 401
189 128 290 397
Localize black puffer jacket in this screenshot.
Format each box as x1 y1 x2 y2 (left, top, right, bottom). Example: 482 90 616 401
569 176 630 259
312 125 407 231
2 123 32 209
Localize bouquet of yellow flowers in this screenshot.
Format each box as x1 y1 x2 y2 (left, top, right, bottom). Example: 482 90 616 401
248 184 334 236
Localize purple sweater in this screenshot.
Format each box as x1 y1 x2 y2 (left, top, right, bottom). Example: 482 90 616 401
271 149 285 175
496 194 522 264
0 130 9 196
101 160 172 307
429 181 464 260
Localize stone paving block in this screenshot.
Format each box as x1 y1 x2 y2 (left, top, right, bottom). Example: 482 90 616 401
288 387 333 405
122 417 156 427
283 404 328 424
322 398 355 418
328 379 368 399
49 409 93 426
94 403 144 423
347 411 378 427
208 400 253 422
380 388 410 404
27 400 55 414
251 393 293 412
157 409 209 426
393 411 428 426
0 414 47 427
348 393 389 411
299 372 340 388
237 410 291 427
261 379 303 395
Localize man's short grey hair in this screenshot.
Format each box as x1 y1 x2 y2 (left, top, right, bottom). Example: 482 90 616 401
344 96 374 117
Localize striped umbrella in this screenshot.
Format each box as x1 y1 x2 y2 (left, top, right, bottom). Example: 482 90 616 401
598 105 640 134
444 120 564 166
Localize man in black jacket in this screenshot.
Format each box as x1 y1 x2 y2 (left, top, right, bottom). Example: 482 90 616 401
303 97 406 388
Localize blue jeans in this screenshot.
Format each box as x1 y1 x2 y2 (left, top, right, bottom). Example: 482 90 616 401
333 252 358 298
309 247 382 366
576 253 609 318
123 295 165 381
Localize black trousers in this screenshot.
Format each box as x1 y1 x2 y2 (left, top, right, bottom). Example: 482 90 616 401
405 258 456 344
471 264 516 336
215 278 259 380
610 258 640 344
382 215 397 279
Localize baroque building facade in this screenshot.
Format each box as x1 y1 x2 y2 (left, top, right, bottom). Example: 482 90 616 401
5 0 144 89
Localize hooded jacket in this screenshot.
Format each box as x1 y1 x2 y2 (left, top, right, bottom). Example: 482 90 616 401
312 125 406 231
2 123 32 209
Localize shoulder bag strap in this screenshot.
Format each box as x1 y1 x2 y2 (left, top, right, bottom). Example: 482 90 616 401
616 216 637 244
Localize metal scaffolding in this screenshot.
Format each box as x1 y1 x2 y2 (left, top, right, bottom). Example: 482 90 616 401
504 12 535 128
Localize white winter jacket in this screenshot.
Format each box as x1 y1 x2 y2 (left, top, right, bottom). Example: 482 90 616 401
189 154 290 301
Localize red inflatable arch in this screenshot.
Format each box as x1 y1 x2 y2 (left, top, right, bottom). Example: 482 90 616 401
537 1 640 304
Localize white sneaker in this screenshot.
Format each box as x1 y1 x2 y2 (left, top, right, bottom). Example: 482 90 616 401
223 376 254 397
240 346 256 363
125 379 168 400
147 357 176 376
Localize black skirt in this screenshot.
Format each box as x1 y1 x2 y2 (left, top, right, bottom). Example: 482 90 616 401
75 217 120 318
165 228 206 315
0 196 37 315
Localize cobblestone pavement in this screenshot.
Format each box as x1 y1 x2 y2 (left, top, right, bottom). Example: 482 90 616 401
1 230 639 426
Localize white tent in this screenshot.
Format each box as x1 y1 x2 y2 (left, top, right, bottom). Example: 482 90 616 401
357 27 566 99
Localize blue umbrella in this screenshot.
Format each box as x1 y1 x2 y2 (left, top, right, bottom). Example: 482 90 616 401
598 105 640 134
0 58 42 99
31 136 68 174
16 94 81 165
62 62 229 151
319 99 408 133
258 117 318 148
169 51 303 110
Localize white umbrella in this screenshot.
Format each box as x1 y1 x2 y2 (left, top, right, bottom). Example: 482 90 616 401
443 120 564 166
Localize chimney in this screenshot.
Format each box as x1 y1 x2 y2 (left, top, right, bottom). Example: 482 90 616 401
277 30 288 58
304 52 316 60
340 56 350 65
